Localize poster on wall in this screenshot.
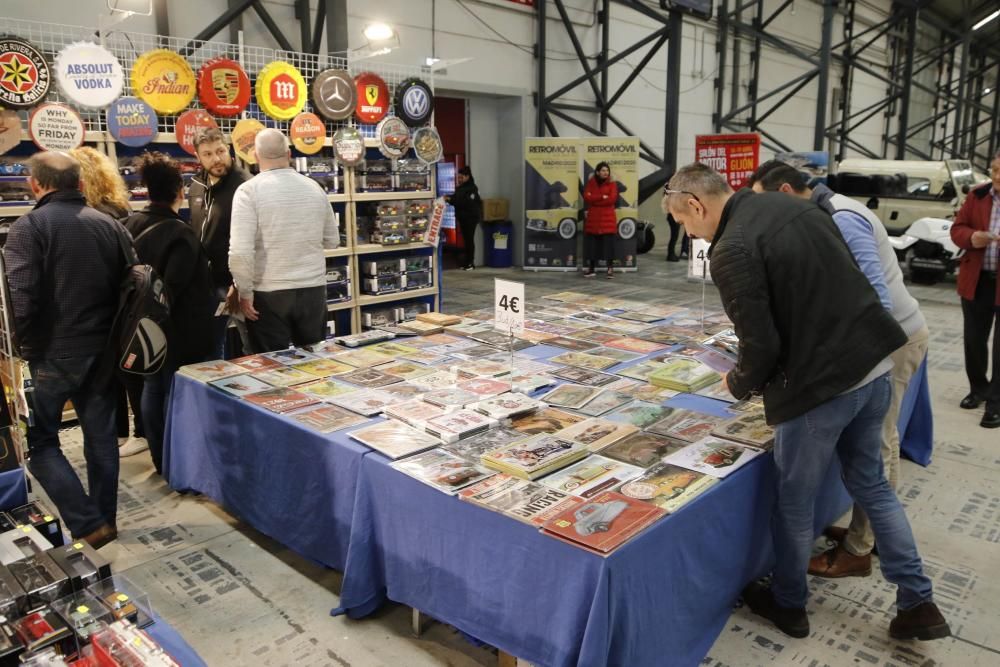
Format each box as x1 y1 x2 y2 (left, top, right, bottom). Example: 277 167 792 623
524 138 581 270
581 137 640 270
694 133 761 190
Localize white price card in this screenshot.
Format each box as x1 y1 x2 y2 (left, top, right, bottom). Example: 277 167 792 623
687 238 713 283
494 279 525 335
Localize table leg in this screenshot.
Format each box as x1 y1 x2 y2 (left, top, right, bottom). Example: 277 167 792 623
497 651 518 667
411 607 433 637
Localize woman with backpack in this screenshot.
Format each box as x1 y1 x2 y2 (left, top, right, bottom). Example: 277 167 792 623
123 153 215 475
582 161 619 278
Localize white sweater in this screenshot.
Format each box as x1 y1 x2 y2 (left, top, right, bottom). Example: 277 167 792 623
229 167 339 298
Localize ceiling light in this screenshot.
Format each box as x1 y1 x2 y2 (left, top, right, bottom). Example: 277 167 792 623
985 88 993 95
363 23 395 42
425 57 441 67
972 8 999 31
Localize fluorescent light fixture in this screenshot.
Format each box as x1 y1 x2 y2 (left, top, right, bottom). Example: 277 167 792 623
985 88 993 94
425 57 441 67
363 22 395 42
425 57 473 72
107 0 152 15
972 8 999 31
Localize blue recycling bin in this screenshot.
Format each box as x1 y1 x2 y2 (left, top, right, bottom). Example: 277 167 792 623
484 220 514 268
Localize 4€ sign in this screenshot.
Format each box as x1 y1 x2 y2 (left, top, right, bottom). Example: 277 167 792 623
494 279 525 335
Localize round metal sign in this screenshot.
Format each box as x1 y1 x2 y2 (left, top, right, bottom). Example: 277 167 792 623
256 61 306 121
290 112 326 155
0 110 23 155
353 72 389 124
412 126 443 165
29 103 85 151
376 116 411 159
311 68 356 121
176 109 219 156
394 77 433 127
0 37 51 109
106 96 158 147
197 57 250 117
54 41 124 109
332 126 365 167
131 49 196 115
231 118 266 164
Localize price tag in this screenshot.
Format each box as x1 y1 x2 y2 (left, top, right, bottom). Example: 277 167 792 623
687 238 713 283
76 605 90 614
73 542 84 550
43 515 54 522
117 594 130 602
494 279 525 335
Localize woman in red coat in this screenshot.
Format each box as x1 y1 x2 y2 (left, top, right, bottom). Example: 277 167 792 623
582 162 619 278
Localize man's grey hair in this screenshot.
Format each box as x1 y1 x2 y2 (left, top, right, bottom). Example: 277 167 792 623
28 151 80 191
661 162 732 212
255 128 289 161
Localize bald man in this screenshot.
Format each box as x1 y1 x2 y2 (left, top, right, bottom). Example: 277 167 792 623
228 129 340 352
5 151 127 549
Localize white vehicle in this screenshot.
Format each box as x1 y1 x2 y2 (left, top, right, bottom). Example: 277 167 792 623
887 217 961 284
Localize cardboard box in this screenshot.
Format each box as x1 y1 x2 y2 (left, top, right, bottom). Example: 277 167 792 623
482 198 509 221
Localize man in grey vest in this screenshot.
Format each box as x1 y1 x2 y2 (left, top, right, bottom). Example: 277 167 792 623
749 160 929 578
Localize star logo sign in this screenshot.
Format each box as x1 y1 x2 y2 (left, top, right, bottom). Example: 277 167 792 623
0 53 37 93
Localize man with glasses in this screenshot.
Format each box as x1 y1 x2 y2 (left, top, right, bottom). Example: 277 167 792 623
662 163 949 642
950 150 1000 428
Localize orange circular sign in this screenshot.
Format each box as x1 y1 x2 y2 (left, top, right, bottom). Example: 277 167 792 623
353 72 389 124
290 112 326 155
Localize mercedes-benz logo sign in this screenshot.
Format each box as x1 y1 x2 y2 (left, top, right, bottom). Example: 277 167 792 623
312 69 356 121
394 77 433 127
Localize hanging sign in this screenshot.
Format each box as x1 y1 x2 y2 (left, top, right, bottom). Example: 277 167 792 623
256 61 306 120
290 112 326 155
0 110 22 156
197 57 250 117
231 118 265 164
54 41 123 109
131 49 196 115
694 133 761 190
353 72 389 124
376 116 410 159
176 109 219 156
29 103 85 151
413 126 443 165
332 126 364 167
0 37 51 109
106 96 158 147
394 77 433 127
311 68 356 121
425 196 447 247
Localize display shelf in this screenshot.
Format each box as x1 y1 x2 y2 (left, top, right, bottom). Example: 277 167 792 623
327 194 351 203
354 241 436 255
0 205 33 217
352 192 436 203
358 286 437 306
324 247 353 258
327 300 355 312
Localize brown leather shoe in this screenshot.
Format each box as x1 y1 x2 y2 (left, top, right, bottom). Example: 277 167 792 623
79 523 118 550
890 601 951 640
808 545 871 578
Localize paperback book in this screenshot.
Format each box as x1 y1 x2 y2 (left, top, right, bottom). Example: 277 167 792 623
603 337 669 354
663 437 765 478
541 491 666 555
614 361 667 382
604 401 673 429
540 455 644 499
177 360 244 383
481 434 590 480
383 399 447 428
391 449 495 493
588 347 642 363
617 462 719 512
598 431 686 468
539 384 604 409
545 337 600 352
291 357 355 378
473 393 544 420
555 418 638 451
459 476 582 526
333 349 396 368
398 319 444 334
253 366 319 387
376 360 437 381
406 369 458 391
288 404 367 433
422 388 481 410
577 390 636 417
351 421 443 459
648 358 720 392
546 366 619 387
456 377 512 397
510 407 584 435
711 410 775 449
208 374 273 398
379 381 427 401
646 410 727 443
547 352 619 371
243 387 317 413
328 389 397 416
416 312 463 326
442 426 527 461
296 378 356 401
339 368 402 389
424 409 497 443
230 355 283 372
262 348 321 364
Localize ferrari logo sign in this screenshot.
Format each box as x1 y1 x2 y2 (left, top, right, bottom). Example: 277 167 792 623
365 85 379 106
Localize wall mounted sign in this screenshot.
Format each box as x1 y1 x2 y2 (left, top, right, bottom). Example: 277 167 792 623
290 112 325 155
0 37 51 109
231 118 265 164
106 96 158 147
54 41 123 109
131 49 195 115
412 126 443 164
256 61 306 120
311 68 356 121
29 103 85 151
394 77 433 127
197 57 250 117
353 72 389 124
176 108 219 156
332 126 364 167
376 116 410 159
0 110 22 155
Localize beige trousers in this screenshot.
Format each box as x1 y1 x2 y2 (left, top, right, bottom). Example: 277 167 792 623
843 325 930 556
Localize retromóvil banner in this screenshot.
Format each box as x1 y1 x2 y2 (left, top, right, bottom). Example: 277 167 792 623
524 138 582 270
581 137 640 269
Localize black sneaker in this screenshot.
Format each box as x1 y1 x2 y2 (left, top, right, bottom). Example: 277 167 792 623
463 265 475 271
889 601 951 641
741 581 809 638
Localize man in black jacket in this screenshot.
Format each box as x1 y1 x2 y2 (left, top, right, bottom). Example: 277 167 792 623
663 162 949 641
125 152 215 476
188 128 249 358
5 152 125 549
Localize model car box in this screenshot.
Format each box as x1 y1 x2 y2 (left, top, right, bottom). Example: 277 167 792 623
46 542 111 593
6 552 71 611
11 607 72 658
52 590 114 644
482 198 509 221
403 269 433 291
362 258 406 277
362 276 403 295
88 576 153 629
0 527 53 566
326 281 351 304
362 307 403 329
8 503 63 548
0 564 26 618
0 621 23 666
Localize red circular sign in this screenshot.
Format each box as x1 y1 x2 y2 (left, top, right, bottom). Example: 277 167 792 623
176 109 219 156
197 57 250 117
269 73 301 111
354 72 389 124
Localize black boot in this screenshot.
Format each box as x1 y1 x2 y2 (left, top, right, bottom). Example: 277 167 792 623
667 252 679 262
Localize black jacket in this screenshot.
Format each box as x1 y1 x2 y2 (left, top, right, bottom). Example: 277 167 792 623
449 178 482 225
124 205 215 367
709 189 906 425
188 166 249 290
5 190 125 360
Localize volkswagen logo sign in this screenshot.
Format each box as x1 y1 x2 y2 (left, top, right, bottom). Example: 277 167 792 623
394 77 434 127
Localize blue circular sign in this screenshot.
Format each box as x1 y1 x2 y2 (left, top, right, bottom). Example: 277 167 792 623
107 96 158 147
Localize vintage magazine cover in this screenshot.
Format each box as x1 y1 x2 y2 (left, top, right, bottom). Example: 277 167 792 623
695 381 736 403
545 337 600 352
230 355 283 373
605 401 673 429
647 410 727 443
617 382 677 402
383 399 447 428
379 382 428 401
539 455 644 499
598 431 687 468
603 337 669 354
481 434 589 479
406 369 458 391
376 360 437 381
444 426 527 461
502 373 556 394
559 329 617 344
614 361 667 382
332 348 396 368
577 390 635 417
328 389 397 416
459 475 583 526
401 351 451 366
539 384 604 409
663 437 765 478
391 449 495 493
424 409 496 443
252 366 322 387
369 341 422 357
555 418 638 452
546 366 619 387
262 348 321 365
339 368 403 389
243 387 317 413
296 378 357 401
542 491 666 554
288 404 367 433
350 420 440 459
636 327 693 347
711 410 775 449
618 462 719 512
291 358 356 378
511 407 584 435
177 360 244 383
422 387 481 410
208 374 274 397
473 393 543 420
457 377 512 397
588 347 642 363
547 352 619 371
455 359 511 378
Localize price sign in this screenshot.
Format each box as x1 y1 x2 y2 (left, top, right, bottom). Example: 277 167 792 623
687 238 713 283
494 279 525 335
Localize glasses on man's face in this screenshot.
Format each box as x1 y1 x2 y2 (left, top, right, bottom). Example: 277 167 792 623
662 187 702 205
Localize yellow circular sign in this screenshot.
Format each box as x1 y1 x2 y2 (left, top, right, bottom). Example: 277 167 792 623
130 49 195 115
231 118 265 164
255 61 306 121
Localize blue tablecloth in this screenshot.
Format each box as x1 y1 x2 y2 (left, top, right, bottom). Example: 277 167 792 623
147 616 207 666
164 374 370 570
898 357 933 466
0 467 27 511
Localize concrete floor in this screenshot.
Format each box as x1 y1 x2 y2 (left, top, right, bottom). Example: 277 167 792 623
44 243 1000 667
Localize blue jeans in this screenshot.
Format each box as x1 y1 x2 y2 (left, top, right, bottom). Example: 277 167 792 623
141 360 179 476
771 373 933 611
27 355 118 537
212 286 229 360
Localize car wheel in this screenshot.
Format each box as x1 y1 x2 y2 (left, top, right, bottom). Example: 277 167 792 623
905 249 943 285
617 217 636 240
637 224 655 254
558 217 577 240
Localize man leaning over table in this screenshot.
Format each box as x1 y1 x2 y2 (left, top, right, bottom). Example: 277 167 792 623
662 162 949 642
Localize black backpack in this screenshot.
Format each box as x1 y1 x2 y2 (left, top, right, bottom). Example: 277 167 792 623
110 223 171 375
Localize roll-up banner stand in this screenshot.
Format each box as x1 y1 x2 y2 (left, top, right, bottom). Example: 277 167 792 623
524 138 581 270
581 137 639 272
